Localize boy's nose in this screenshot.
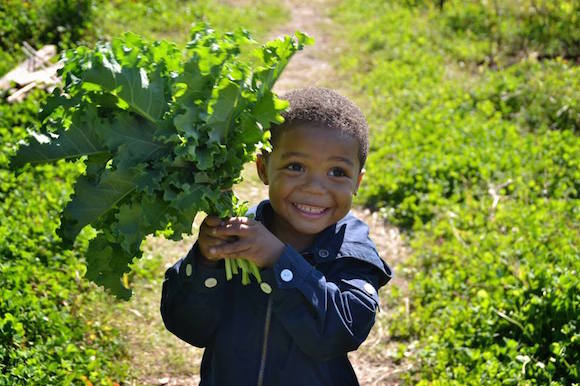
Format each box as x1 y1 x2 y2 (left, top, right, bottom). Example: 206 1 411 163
301 174 326 194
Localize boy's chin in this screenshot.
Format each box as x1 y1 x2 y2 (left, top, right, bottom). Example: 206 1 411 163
289 220 332 236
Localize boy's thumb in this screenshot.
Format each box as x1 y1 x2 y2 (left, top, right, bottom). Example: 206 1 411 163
204 215 223 227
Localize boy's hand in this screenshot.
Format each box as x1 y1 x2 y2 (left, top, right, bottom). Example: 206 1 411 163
198 216 233 266
207 217 285 268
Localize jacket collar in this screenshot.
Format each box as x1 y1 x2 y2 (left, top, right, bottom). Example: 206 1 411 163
251 201 392 287
252 200 343 261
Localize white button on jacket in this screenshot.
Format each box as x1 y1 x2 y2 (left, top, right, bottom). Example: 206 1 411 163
280 269 293 282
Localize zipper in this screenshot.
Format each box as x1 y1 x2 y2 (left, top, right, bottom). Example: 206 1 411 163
257 295 273 386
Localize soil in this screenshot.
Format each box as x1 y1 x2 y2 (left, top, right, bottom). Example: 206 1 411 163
123 0 410 384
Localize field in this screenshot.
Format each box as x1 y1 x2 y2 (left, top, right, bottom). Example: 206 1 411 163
1 0 578 385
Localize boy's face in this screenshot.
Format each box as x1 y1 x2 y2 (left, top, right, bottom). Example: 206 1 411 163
257 124 364 248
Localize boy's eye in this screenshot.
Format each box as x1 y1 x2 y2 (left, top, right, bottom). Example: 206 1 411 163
329 167 347 177
286 163 304 172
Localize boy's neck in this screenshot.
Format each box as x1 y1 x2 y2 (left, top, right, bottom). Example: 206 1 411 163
270 214 316 253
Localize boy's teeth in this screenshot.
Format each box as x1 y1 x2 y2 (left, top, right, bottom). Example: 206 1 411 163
295 203 325 214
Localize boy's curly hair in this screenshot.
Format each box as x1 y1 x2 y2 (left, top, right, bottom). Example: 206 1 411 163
271 87 369 169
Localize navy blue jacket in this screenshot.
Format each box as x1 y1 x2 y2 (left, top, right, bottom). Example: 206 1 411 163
161 201 392 386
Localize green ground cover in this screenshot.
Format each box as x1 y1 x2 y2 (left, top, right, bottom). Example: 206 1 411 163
0 0 93 75
332 0 579 384
94 0 284 44
1 1 284 383
0 91 127 384
0 0 284 74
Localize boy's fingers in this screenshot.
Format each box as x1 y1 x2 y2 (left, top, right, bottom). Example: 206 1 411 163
210 239 251 257
203 215 223 227
202 234 228 245
201 231 237 246
202 238 237 259
201 217 235 240
214 222 251 236
221 217 252 226
200 221 217 236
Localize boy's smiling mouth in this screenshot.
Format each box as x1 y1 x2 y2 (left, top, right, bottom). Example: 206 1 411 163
292 202 329 217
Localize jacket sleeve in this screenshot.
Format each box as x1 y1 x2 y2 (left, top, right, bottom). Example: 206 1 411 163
260 245 388 360
160 243 228 348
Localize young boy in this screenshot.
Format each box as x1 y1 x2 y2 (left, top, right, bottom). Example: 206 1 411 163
161 87 392 386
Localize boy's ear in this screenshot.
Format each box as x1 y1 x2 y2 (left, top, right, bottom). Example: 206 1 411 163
354 168 365 195
256 154 269 185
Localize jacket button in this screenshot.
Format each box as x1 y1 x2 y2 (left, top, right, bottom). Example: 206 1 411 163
364 282 376 295
185 264 193 277
204 277 218 288
260 282 272 294
318 249 329 258
280 269 293 282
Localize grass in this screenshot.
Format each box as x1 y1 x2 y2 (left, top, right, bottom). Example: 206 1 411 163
93 0 286 45
90 231 202 384
328 1 579 384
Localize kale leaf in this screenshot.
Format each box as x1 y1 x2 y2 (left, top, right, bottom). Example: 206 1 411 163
11 24 313 299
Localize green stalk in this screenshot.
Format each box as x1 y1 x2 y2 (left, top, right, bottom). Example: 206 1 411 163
238 259 250 285
250 262 262 283
231 259 239 275
225 258 233 281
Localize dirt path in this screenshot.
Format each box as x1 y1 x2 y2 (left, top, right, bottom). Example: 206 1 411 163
245 0 411 384
117 1 410 385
